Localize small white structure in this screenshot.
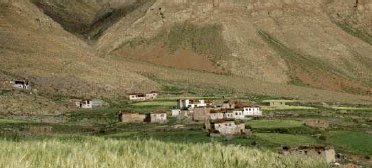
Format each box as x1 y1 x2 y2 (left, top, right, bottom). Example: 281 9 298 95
129 93 147 101
146 112 167 123
171 109 182 117
10 80 31 90
77 99 104 109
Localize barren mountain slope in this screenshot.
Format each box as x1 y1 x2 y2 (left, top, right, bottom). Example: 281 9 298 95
1 0 372 116
0 0 158 98
31 0 155 40
95 0 372 94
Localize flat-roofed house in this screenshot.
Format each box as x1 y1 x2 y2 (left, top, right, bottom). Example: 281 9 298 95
207 120 248 136
118 112 146 123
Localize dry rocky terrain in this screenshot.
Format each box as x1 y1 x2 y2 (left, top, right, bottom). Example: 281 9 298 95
0 0 371 114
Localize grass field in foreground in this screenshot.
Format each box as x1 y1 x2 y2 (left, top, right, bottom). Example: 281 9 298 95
248 120 304 129
256 133 318 146
0 137 327 168
328 131 372 155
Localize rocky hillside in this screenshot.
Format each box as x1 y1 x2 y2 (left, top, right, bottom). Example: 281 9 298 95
97 0 372 93
0 0 372 114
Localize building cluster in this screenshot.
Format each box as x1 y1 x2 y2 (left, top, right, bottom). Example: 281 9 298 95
128 92 159 101
172 99 262 136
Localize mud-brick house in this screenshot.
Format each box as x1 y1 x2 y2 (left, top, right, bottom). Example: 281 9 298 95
192 107 215 121
10 80 31 90
118 112 146 123
206 120 248 136
280 145 336 163
145 112 167 123
145 92 159 100
129 93 147 101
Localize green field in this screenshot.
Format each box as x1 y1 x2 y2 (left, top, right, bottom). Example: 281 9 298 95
328 131 372 155
261 106 317 111
0 137 327 168
132 101 176 107
256 133 318 146
248 120 304 129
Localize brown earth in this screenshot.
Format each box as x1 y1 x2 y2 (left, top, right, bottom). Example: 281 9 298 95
1 0 372 114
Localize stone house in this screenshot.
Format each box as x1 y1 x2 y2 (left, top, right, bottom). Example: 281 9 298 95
118 112 146 123
10 80 31 90
206 120 248 136
192 107 214 121
145 112 167 123
279 145 336 163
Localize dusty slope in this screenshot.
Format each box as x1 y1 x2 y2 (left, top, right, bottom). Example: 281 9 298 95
1 0 372 115
0 0 158 98
95 0 372 94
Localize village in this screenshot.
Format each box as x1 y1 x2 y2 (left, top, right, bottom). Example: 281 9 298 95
1 80 371 167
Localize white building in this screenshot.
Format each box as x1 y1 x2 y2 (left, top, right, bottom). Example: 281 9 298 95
242 106 262 117
177 99 208 110
146 112 167 123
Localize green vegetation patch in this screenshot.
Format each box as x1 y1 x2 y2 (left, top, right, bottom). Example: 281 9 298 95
261 106 317 111
256 133 318 146
248 120 304 129
336 23 372 46
328 131 372 155
131 101 176 107
0 137 327 168
123 22 231 62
